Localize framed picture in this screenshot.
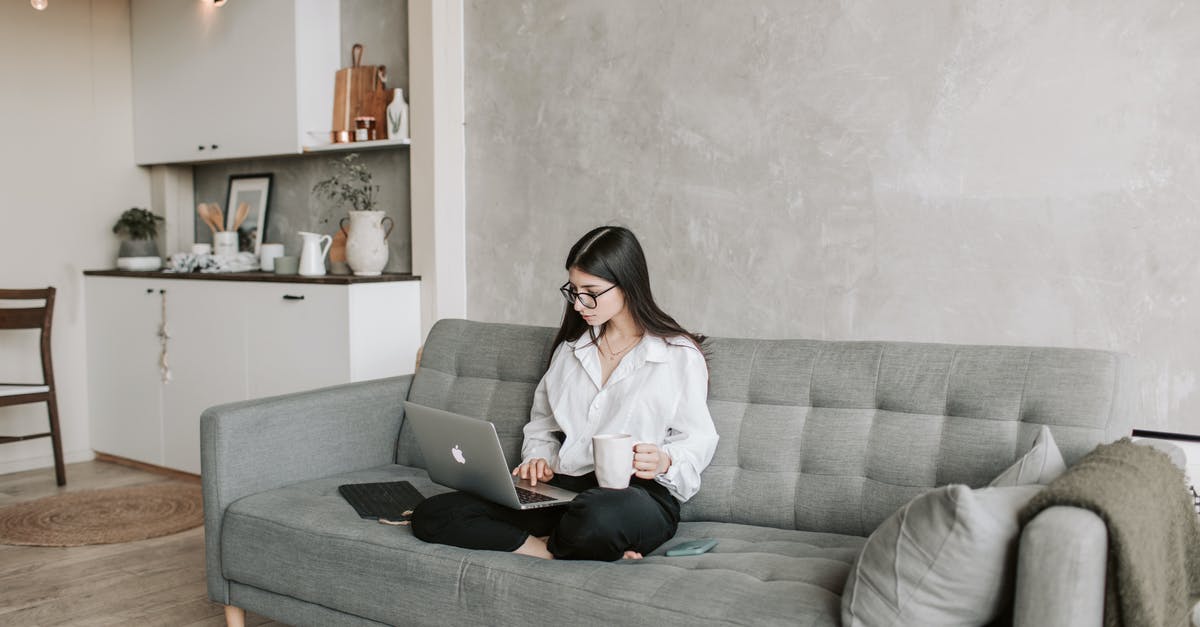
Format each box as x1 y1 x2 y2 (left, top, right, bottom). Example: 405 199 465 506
225 173 272 255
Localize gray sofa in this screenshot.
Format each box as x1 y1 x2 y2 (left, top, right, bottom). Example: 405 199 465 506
202 319 1132 626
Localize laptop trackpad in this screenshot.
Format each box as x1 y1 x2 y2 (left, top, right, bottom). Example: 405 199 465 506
514 476 577 500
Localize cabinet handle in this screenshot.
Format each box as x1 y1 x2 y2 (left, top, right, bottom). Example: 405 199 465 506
211 144 219 150
197 145 205 151
282 294 305 301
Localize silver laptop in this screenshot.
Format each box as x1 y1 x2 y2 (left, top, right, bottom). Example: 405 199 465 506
403 401 578 510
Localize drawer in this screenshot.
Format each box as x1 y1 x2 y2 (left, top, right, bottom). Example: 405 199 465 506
244 284 350 398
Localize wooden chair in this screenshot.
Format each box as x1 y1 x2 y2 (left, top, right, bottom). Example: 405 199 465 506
0 288 65 486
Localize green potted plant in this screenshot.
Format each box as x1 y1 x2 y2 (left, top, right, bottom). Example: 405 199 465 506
112 207 164 260
312 153 393 276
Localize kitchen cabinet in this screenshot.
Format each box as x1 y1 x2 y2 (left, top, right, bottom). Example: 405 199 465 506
86 280 164 466
159 282 248 474
244 282 350 399
85 273 421 474
130 0 339 165
242 281 421 398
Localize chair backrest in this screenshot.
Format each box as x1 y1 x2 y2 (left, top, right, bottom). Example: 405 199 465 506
400 319 1134 536
0 288 56 387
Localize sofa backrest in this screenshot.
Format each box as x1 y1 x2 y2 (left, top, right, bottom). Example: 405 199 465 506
398 320 557 471
400 319 1134 536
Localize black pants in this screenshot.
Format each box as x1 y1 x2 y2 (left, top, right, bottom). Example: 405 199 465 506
411 473 680 561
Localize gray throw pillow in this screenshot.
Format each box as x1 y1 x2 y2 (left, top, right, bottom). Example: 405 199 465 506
989 425 1066 487
841 484 1044 627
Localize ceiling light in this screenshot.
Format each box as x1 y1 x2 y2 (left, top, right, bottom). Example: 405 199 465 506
31 0 48 10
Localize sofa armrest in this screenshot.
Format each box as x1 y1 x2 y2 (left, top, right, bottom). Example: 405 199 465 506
1012 505 1107 627
200 375 412 605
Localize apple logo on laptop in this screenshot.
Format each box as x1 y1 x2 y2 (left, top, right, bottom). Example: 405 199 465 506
451 445 466 464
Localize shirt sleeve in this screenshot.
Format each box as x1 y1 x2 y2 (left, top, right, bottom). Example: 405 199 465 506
520 343 566 469
656 345 719 502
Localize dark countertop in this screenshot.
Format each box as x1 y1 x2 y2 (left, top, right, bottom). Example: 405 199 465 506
83 270 420 285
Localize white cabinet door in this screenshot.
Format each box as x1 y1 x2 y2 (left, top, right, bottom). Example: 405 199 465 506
131 0 299 165
159 281 249 474
245 283 350 399
348 282 422 380
86 279 164 466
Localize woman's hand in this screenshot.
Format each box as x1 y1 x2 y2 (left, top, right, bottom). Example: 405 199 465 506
513 458 554 487
633 443 672 479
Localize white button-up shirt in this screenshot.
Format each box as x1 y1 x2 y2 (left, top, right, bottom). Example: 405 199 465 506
521 331 719 502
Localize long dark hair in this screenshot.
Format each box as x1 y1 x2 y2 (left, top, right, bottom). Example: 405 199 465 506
550 226 705 362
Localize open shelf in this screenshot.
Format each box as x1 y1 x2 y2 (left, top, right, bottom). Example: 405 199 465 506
303 137 411 154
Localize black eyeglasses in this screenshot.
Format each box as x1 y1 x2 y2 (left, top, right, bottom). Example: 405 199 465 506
559 282 617 309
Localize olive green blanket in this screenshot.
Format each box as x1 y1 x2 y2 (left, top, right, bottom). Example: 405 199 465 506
1020 438 1200 627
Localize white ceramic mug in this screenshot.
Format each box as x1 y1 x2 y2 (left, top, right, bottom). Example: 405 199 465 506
259 243 285 271
213 231 238 256
592 433 635 489
191 243 212 255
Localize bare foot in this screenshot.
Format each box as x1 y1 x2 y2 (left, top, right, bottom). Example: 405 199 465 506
514 535 554 559
621 550 643 560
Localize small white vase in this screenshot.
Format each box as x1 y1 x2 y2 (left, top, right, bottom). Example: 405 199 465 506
342 210 393 276
386 88 409 140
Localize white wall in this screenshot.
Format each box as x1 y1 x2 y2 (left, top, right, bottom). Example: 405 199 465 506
0 0 149 475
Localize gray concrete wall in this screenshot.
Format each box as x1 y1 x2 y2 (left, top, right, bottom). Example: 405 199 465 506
463 0 1200 434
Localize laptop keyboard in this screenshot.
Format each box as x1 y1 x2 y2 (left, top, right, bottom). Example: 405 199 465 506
516 487 558 504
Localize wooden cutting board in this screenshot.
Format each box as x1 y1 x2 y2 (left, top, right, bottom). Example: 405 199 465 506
332 43 388 134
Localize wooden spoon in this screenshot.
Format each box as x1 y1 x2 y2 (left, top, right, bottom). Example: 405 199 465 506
197 203 219 235
204 203 223 233
210 203 225 232
231 202 250 232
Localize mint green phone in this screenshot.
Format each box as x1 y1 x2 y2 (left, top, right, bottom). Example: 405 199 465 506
665 538 718 556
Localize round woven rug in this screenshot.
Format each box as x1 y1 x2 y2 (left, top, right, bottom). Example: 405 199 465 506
0 482 203 547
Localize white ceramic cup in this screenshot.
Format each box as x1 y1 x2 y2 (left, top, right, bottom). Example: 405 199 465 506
213 231 238 256
191 243 212 255
259 243 285 271
592 433 635 489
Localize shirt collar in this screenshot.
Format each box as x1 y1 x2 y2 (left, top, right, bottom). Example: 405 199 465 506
567 328 674 363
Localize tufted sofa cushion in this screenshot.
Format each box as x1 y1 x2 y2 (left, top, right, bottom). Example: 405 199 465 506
397 320 557 468
221 465 865 627
399 320 1133 537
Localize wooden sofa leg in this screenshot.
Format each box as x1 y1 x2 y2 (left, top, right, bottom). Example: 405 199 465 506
224 605 246 627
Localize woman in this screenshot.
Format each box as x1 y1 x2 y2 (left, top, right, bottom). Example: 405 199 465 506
411 226 719 561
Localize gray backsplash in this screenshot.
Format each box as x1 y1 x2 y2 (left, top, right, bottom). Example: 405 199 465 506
192 149 412 273
342 0 408 95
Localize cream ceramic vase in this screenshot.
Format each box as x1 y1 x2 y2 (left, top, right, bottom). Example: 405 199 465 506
341 210 393 276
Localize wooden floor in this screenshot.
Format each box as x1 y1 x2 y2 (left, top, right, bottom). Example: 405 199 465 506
0 460 287 626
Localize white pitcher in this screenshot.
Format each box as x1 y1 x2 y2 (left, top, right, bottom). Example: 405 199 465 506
297 231 332 276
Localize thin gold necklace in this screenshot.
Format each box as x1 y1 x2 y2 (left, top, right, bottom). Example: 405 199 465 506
601 333 642 360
